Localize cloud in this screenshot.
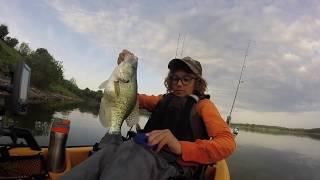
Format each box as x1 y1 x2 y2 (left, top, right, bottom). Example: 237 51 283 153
30 0 320 112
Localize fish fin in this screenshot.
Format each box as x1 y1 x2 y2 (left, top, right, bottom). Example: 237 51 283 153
99 98 111 128
136 123 142 132
125 101 140 127
99 79 109 89
114 81 120 97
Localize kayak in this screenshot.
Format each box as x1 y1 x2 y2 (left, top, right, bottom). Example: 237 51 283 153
6 146 230 180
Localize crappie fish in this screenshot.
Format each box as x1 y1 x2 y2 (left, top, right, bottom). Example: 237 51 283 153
98 54 139 134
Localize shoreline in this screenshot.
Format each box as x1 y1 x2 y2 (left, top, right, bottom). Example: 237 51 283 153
0 77 82 104
28 87 82 104
231 123 320 136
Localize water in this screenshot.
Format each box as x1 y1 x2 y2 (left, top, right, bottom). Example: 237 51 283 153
1 103 320 179
0 103 148 146
228 131 320 180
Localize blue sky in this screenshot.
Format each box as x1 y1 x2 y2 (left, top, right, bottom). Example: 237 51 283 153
1 0 319 128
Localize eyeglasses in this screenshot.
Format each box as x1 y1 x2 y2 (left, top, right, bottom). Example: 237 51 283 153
169 75 196 85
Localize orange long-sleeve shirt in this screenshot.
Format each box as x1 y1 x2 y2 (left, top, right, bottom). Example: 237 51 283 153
138 94 236 164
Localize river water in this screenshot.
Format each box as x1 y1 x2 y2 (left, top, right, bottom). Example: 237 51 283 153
1 104 319 179
228 131 320 180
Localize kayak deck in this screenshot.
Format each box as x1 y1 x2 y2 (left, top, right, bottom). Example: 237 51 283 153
7 147 229 180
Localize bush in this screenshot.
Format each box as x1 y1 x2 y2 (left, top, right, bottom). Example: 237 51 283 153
0 24 8 40
49 84 78 98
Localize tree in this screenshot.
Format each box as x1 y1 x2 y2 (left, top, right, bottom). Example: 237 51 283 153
5 36 19 48
35 48 49 55
19 42 32 56
26 48 64 89
70 77 77 86
0 24 9 40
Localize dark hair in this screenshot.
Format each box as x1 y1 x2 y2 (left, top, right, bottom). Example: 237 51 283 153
164 70 207 96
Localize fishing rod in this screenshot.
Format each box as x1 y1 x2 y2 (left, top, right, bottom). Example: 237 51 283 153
227 41 251 126
174 33 187 58
175 33 181 58
180 35 186 57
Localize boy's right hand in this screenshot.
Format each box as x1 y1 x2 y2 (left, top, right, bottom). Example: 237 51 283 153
117 49 135 65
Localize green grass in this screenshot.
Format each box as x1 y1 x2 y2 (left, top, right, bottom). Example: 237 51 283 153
49 84 79 98
0 39 22 71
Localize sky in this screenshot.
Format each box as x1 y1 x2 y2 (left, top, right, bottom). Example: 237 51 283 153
0 0 319 128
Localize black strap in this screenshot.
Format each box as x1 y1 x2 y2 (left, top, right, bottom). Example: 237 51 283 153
174 96 197 141
143 94 174 132
0 146 10 160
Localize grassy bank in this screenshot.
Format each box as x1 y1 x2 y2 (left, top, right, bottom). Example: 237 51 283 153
0 36 101 104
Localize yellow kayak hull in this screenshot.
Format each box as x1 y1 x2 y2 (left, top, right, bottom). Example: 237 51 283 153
8 147 230 180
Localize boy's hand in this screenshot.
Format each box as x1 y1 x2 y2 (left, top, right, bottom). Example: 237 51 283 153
117 49 135 65
146 129 182 155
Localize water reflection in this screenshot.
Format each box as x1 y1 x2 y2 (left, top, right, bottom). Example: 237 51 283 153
234 131 320 160
34 121 50 136
52 109 106 146
228 131 320 180
0 102 150 147
0 102 101 146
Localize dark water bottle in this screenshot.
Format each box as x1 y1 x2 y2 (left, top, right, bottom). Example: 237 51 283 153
47 118 70 173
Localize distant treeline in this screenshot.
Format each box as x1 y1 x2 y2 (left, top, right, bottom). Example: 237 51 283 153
231 123 320 140
0 23 102 101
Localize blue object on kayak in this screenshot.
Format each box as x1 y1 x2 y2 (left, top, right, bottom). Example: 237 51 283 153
133 133 157 150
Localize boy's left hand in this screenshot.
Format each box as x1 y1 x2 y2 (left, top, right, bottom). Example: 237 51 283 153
146 129 182 155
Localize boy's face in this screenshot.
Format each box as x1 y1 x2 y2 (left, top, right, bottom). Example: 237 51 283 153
170 70 196 97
